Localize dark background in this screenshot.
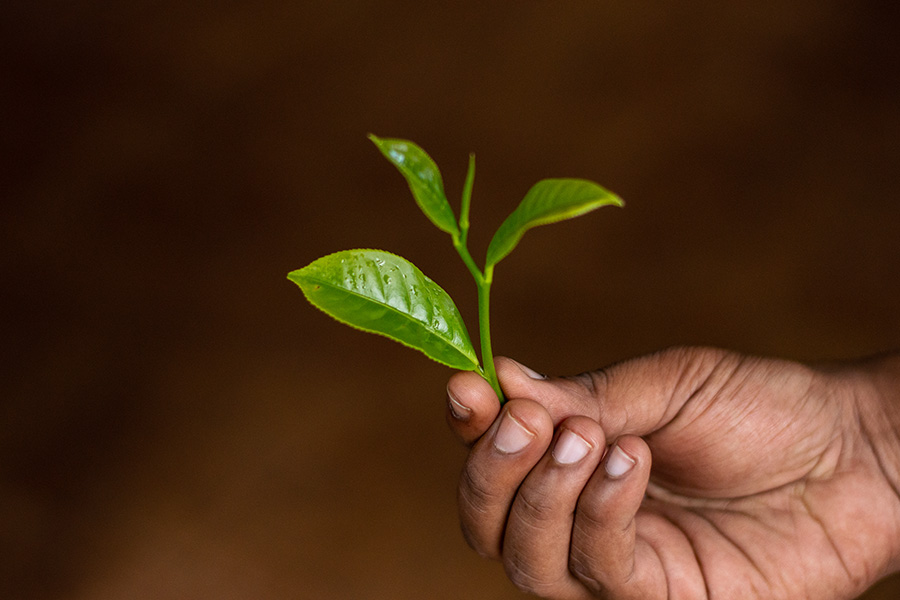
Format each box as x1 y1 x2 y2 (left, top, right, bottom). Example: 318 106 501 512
3 1 899 598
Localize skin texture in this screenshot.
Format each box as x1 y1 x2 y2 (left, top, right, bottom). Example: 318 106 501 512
445 346 900 600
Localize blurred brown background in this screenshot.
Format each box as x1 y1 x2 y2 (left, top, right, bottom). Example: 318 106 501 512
3 1 899 598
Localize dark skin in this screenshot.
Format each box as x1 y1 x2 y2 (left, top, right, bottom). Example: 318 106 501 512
445 346 900 600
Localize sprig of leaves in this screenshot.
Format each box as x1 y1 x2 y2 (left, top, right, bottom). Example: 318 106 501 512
288 135 623 403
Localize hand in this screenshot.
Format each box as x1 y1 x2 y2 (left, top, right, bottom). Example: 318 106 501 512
445 347 900 599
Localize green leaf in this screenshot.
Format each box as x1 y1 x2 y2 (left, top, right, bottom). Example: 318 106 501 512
288 249 479 371
485 178 623 268
368 134 460 236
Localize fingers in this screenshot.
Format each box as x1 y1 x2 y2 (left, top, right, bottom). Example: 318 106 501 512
448 348 742 450
446 349 748 598
491 347 746 442
569 435 667 598
445 355 592 446
445 354 610 447
459 411 671 599
446 369 501 446
500 415 606 599
495 356 602 425
457 398 554 559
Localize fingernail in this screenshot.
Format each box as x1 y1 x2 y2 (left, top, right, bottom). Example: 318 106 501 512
447 386 471 421
605 445 635 478
552 429 591 465
493 411 534 454
515 360 546 380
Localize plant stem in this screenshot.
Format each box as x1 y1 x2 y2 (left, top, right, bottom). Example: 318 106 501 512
477 265 503 402
452 235 479 278
452 232 503 403
459 153 475 246
453 153 504 403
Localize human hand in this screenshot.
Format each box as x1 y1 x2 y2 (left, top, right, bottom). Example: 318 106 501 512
445 347 900 599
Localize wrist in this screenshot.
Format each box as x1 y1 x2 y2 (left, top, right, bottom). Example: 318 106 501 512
850 350 900 571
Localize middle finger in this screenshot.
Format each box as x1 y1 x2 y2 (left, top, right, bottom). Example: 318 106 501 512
502 416 607 599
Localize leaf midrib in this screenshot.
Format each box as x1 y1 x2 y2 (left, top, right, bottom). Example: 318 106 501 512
296 272 467 353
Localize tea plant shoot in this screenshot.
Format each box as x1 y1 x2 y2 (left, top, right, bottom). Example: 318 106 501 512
288 135 623 403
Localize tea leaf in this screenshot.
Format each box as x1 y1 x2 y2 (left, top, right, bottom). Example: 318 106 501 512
288 249 478 371
485 178 623 268
369 134 460 236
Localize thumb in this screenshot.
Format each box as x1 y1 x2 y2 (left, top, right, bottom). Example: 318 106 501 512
497 347 740 439
494 356 601 425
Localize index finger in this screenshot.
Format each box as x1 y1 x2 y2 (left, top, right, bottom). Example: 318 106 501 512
446 369 500 446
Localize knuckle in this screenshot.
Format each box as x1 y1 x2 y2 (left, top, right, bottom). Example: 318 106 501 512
514 486 555 528
574 496 609 532
568 549 606 596
458 461 502 516
563 369 607 424
457 462 504 558
568 502 620 597
587 367 609 399
504 552 562 598
592 369 609 406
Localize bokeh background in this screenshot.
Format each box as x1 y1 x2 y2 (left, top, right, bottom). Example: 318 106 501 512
3 1 899 598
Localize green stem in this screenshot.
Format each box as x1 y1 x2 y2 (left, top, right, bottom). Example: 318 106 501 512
452 153 503 403
452 232 503 403
477 265 504 402
459 153 475 246
450 231 479 276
